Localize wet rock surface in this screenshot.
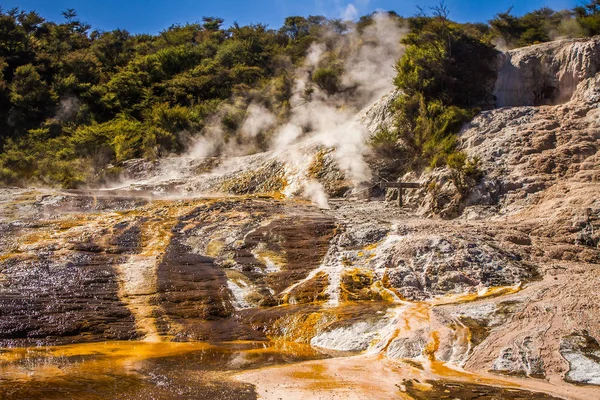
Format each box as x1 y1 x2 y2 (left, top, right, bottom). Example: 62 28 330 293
0 341 327 400
0 193 343 344
0 253 138 346
401 379 564 400
1 186 600 398
560 331 600 385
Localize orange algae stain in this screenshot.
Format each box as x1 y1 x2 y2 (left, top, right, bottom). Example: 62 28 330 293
56 219 88 230
282 271 330 304
271 311 333 343
424 331 440 362
205 240 225 257
394 285 528 389
372 280 400 303
101 200 203 341
0 341 215 382
257 190 287 200
355 243 379 260
111 202 199 341
228 340 321 359
297 369 348 391
34 341 213 360
363 243 379 252
290 363 329 380
427 360 525 390
0 253 22 263
253 244 287 271
237 356 419 399
376 284 523 376
14 213 115 252
399 302 431 332
431 284 522 306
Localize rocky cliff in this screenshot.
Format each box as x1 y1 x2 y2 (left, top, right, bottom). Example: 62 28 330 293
494 36 600 107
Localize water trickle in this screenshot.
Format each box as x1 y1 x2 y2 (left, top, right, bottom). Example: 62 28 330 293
113 217 176 342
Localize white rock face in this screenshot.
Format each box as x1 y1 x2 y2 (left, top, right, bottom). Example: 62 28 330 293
491 336 545 378
560 333 600 385
356 89 400 135
458 73 600 217
310 320 387 352
494 37 600 107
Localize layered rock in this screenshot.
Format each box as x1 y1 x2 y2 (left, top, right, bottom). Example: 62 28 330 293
495 37 600 107
460 75 600 215
0 191 344 344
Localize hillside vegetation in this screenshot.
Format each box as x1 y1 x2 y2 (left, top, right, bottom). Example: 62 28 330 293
1 2 600 187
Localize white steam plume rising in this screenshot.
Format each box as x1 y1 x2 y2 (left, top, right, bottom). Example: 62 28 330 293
185 13 406 206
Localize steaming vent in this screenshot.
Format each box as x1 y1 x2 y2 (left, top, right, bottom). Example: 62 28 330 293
113 13 408 207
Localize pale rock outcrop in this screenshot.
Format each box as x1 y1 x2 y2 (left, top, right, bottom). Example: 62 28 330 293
560 332 600 385
397 37 600 218
495 37 600 107
459 74 600 218
357 89 400 134
491 336 546 378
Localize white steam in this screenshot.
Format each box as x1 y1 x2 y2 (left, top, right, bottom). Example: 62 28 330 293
182 13 406 207
56 96 81 122
340 0 370 21
303 180 330 209
240 103 277 139
268 13 405 203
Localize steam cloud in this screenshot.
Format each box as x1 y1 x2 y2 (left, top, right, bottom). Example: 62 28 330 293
188 13 406 207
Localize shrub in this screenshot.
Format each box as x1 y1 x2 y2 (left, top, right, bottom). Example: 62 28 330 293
369 125 400 158
447 151 482 196
73 117 147 162
312 67 341 95
388 12 496 174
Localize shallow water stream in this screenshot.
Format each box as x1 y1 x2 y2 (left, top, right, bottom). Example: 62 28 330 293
0 340 328 399
0 340 569 400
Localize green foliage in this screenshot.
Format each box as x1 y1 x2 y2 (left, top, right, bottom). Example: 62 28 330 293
312 67 341 95
389 11 495 173
9 64 54 112
369 125 401 159
73 117 148 162
447 152 482 195
0 125 90 188
391 93 475 168
102 69 149 115
488 5 590 48
395 18 497 107
0 7 319 187
575 0 600 36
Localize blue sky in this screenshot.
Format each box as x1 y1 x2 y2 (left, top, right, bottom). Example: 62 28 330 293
2 0 581 34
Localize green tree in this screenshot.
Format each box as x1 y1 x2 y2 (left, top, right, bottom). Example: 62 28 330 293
389 8 496 171
9 64 54 113
575 0 600 36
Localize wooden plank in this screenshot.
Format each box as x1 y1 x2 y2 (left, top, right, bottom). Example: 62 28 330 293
380 182 420 189
400 182 421 189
